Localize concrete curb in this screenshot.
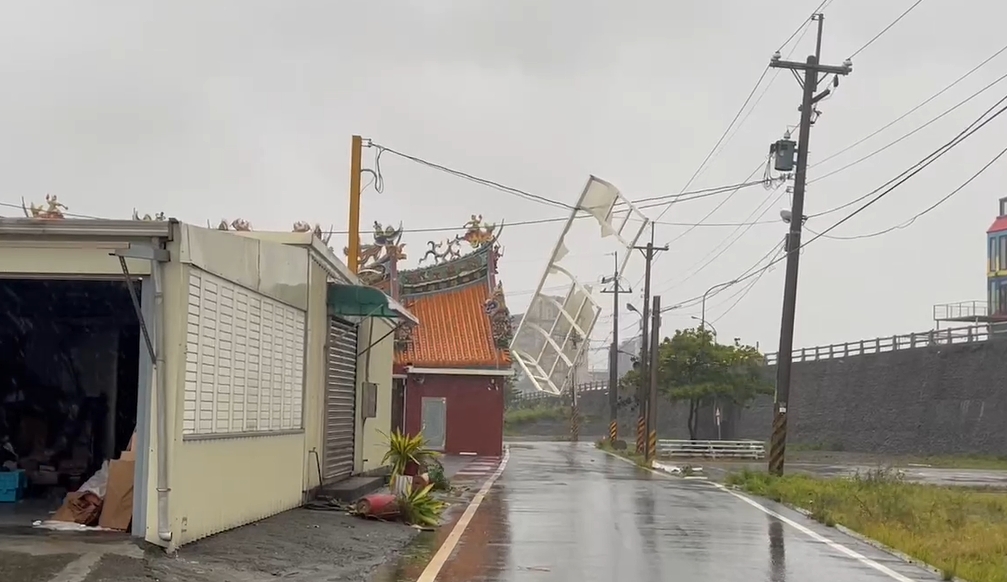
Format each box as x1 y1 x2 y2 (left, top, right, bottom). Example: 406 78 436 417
722 484 970 582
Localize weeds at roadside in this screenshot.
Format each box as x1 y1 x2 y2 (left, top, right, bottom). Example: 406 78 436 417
727 468 1007 582
595 438 649 468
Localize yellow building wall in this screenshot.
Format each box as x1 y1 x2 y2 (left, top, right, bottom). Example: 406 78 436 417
0 241 151 276
301 260 329 495
355 317 395 473
171 434 305 546
158 252 321 548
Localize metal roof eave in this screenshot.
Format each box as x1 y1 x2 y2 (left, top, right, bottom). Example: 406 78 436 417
0 218 175 240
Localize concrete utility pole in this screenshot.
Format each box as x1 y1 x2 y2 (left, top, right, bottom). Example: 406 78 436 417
601 253 631 442
632 224 668 454
768 14 852 476
645 295 662 464
347 135 364 274
570 336 582 443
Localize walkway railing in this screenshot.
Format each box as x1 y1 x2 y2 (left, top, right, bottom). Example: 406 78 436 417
764 321 1007 366
512 381 609 402
657 439 765 460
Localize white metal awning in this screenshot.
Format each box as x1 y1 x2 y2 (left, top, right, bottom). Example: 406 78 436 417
510 176 649 395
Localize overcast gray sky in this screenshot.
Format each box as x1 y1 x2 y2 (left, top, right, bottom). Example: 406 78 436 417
0 1 1003 368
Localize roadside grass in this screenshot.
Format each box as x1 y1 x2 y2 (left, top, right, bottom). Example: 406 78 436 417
504 406 567 426
727 468 1007 582
503 406 594 437
595 439 648 467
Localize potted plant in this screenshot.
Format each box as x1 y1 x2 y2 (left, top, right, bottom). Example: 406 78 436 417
381 430 439 493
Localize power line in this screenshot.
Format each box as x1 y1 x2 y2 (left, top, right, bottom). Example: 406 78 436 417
655 182 789 293
814 42 1007 170
0 200 109 220
673 91 1007 306
709 244 785 324
664 161 772 247
367 142 576 211
717 17 817 170
809 144 1007 241
643 40 1007 285
652 45 1007 275
848 0 926 60
807 68 1007 206
650 1 831 224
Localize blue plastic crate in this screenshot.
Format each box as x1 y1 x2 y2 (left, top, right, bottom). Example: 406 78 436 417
0 470 26 503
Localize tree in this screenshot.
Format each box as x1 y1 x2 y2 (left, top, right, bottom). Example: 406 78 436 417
620 327 772 440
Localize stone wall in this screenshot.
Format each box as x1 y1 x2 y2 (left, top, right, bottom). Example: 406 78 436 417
508 336 1007 456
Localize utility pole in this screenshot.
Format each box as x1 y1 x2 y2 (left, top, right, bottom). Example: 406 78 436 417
645 295 661 465
632 224 668 454
569 336 582 443
767 13 852 476
601 253 631 443
347 135 364 274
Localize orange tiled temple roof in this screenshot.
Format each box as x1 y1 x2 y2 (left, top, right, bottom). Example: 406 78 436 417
394 281 511 368
354 218 513 370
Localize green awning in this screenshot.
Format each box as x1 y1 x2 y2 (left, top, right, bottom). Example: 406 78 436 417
326 284 419 325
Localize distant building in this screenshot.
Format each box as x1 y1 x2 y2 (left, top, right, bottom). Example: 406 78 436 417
934 197 1007 330
989 196 1007 317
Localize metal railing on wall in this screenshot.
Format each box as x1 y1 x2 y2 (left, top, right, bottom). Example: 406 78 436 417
510 381 609 404
764 321 1007 366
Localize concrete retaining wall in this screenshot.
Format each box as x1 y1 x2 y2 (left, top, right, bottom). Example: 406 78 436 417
508 337 1007 456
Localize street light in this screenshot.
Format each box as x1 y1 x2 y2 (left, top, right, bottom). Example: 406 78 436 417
691 316 718 337
701 280 739 330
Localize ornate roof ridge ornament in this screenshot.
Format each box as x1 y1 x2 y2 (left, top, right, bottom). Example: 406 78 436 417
133 209 166 221
343 221 407 284
22 195 67 219
209 218 253 231
293 221 333 246
484 282 513 350
420 215 501 266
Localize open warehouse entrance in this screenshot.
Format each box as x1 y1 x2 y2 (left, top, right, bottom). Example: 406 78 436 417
0 278 142 524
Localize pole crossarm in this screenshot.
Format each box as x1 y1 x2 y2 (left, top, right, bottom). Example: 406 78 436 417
770 59 852 76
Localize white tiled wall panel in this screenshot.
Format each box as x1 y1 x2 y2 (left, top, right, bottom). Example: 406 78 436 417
184 268 306 435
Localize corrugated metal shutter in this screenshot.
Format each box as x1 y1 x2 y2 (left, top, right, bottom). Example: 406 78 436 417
324 316 358 482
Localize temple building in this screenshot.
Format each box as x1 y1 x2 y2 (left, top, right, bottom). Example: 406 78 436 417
349 216 513 457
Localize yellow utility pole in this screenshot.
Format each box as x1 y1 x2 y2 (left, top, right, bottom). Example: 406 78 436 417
347 135 364 274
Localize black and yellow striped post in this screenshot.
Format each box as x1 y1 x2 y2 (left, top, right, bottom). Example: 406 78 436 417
608 419 618 443
570 405 581 443
635 416 646 454
646 429 658 465
768 408 787 475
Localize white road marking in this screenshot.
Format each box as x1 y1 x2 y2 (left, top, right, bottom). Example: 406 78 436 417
599 447 921 582
710 483 918 582
49 552 103 582
417 447 511 582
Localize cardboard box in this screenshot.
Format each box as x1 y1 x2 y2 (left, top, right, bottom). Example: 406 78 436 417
52 492 103 526
98 459 134 531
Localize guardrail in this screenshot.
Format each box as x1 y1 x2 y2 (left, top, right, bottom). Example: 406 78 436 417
511 381 609 401
657 439 766 460
764 321 1007 366
933 300 988 322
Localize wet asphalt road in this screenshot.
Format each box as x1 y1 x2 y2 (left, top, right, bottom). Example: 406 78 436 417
413 442 942 582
